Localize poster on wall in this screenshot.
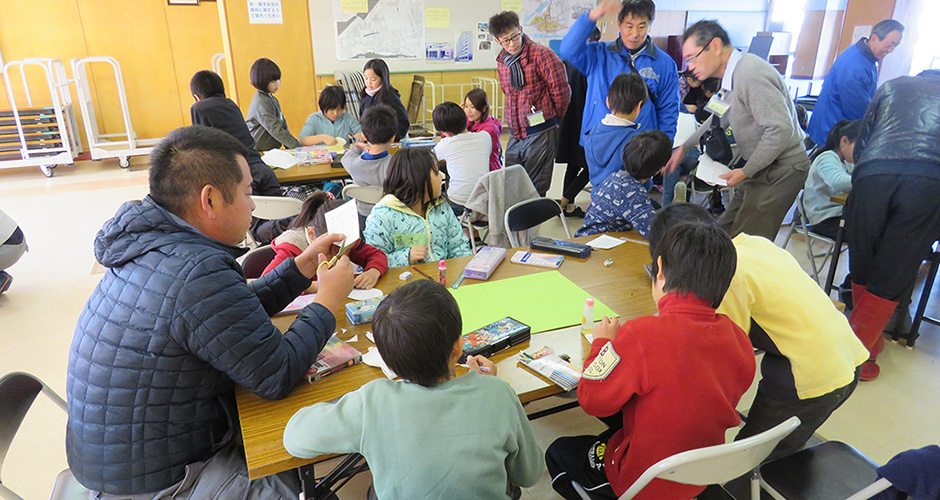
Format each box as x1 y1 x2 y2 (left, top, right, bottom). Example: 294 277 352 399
522 0 593 44
331 0 426 60
455 31 473 62
248 0 283 25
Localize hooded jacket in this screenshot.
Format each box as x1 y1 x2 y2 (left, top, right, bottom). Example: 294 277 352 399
66 196 335 494
583 118 640 190
364 194 471 268
359 87 411 142
560 12 680 146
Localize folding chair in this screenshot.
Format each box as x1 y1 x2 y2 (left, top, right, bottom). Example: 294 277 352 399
781 191 843 284
504 198 571 248
0 372 88 500
334 71 365 119
244 195 304 249
241 246 277 279
758 441 882 500
572 417 801 500
341 184 383 206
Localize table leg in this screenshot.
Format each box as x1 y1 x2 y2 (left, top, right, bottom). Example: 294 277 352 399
824 218 845 296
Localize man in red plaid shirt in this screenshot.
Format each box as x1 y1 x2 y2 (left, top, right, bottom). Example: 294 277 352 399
489 11 571 196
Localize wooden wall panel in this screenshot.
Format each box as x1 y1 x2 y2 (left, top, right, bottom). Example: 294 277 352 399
838 0 896 54
217 0 318 141
164 3 225 126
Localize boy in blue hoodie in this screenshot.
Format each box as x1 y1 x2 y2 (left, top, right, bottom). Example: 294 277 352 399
584 73 647 191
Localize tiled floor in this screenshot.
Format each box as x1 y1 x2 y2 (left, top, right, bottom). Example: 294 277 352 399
1 157 939 500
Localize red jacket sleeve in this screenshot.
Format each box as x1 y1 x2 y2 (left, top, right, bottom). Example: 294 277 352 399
348 242 389 276
577 324 647 418
262 241 302 277
542 48 571 120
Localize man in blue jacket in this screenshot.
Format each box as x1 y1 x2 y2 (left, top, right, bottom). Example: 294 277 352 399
807 20 904 146
66 126 354 498
560 0 680 203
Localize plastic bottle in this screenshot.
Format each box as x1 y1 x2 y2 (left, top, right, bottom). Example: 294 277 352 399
581 298 594 334
438 260 447 285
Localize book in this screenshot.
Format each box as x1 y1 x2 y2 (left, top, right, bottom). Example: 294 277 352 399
510 250 564 268
306 336 363 383
275 294 318 316
519 346 581 392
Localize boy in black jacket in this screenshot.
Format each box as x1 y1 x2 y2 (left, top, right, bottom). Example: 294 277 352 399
190 70 288 243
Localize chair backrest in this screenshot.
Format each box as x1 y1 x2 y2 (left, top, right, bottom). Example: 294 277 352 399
341 184 384 206
504 198 571 247
251 196 303 221
0 372 67 485
619 416 801 500
241 245 277 280
406 75 425 124
335 71 365 119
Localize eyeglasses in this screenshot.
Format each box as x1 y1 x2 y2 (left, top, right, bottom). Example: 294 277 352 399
496 30 523 47
685 37 715 65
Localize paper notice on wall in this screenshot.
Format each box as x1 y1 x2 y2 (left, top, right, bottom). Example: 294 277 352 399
341 0 368 13
248 0 282 24
502 0 523 11
851 25 872 44
426 7 450 28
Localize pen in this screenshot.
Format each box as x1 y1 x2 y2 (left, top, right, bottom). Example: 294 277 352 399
451 273 465 289
411 265 435 281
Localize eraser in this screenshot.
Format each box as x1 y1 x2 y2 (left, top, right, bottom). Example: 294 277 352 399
603 259 614 267
399 271 412 280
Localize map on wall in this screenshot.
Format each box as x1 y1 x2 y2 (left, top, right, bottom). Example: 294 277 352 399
522 0 593 44
331 0 426 60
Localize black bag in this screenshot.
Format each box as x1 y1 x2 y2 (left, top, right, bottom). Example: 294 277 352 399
700 115 734 165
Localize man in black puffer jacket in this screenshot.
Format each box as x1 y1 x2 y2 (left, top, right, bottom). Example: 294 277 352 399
844 70 940 381
66 126 354 498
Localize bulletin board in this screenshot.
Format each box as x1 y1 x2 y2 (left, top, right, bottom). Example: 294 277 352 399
310 0 507 75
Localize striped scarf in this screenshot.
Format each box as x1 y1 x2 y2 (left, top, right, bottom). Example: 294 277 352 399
502 38 527 90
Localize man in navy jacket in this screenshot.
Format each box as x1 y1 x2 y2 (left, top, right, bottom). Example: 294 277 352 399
66 126 354 498
561 0 680 202
807 20 904 146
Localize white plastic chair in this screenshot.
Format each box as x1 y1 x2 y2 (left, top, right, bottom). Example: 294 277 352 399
341 184 384 206
244 196 304 248
572 417 800 500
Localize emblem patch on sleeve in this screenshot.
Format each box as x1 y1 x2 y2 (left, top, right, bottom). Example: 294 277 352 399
582 342 621 380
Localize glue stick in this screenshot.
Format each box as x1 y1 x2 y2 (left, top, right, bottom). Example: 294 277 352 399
438 260 447 285
581 298 594 334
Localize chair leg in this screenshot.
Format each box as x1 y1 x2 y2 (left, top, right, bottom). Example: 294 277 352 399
909 252 940 344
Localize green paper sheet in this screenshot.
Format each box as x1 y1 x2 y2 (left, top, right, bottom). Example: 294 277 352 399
449 271 618 334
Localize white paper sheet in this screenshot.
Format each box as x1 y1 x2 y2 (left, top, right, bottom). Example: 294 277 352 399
586 234 627 250
260 149 297 169
362 346 397 379
348 335 358 342
694 154 731 187
325 199 361 248
366 331 375 343
348 288 383 301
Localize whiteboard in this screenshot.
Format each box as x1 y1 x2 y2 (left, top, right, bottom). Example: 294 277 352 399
311 0 506 75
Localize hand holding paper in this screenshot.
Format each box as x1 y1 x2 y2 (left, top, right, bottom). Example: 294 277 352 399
694 154 732 187
324 199 361 251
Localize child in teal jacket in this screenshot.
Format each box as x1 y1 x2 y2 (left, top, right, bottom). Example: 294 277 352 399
364 148 471 268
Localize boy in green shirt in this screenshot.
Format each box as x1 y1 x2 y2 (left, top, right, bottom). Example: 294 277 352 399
283 280 543 499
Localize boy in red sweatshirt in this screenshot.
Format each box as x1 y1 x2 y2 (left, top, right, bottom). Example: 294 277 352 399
546 220 756 500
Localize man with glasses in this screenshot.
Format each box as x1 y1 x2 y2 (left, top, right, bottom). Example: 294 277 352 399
665 20 809 241
560 0 681 204
807 20 904 148
489 10 571 196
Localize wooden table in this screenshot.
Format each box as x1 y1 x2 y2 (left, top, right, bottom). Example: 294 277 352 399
235 233 657 480
274 161 350 184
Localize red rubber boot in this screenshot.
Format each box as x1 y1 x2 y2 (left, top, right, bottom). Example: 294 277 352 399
849 290 896 381
851 283 867 309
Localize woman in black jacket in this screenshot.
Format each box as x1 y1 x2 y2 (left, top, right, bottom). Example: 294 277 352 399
844 70 940 381
359 58 410 141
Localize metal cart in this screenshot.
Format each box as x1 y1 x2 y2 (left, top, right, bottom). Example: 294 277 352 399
71 56 161 168
0 58 81 177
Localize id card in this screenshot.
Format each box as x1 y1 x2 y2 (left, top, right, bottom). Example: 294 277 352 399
704 92 731 117
527 110 545 126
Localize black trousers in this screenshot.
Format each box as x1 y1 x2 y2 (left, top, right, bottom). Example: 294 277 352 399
545 426 619 500
562 160 590 202
810 215 842 240
845 173 940 301
736 368 860 462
